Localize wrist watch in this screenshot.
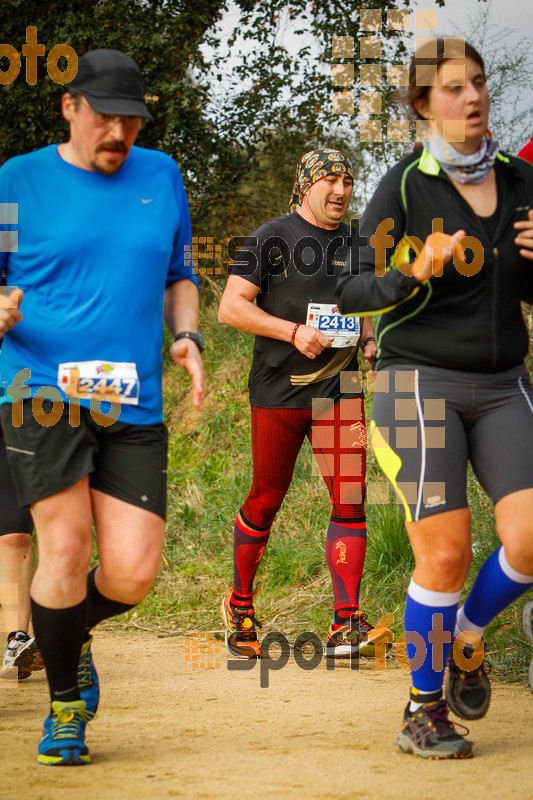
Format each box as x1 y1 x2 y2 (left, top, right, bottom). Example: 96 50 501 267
173 331 206 352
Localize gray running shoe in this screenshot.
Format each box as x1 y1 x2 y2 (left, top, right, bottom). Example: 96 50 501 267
397 700 473 760
522 600 533 646
445 642 491 720
524 601 533 695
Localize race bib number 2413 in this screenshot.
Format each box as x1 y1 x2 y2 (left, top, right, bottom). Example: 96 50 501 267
306 303 360 348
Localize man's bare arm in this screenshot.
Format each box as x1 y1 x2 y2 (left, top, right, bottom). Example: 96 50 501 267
164 279 204 411
218 274 332 359
361 315 377 363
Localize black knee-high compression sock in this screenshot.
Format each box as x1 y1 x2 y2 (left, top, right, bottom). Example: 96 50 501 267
31 597 87 703
85 567 136 634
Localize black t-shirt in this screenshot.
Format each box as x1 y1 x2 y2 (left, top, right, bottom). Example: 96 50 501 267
230 212 362 408
478 168 502 243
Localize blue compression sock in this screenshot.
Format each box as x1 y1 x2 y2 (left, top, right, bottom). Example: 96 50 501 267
404 579 461 695
455 547 533 637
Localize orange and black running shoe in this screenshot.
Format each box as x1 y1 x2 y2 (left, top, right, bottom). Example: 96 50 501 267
325 611 392 658
220 591 262 659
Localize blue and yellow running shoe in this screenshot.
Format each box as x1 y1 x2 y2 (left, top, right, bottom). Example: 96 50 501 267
78 636 100 715
38 700 93 766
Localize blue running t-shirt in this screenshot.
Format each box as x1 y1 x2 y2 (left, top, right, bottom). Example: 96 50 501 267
0 144 197 424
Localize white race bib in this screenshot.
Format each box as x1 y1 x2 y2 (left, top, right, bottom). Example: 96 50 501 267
306 303 360 348
58 361 140 406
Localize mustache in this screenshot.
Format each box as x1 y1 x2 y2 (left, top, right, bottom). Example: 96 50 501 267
97 141 127 153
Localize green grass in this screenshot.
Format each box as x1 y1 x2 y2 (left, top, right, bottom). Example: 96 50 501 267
105 286 533 685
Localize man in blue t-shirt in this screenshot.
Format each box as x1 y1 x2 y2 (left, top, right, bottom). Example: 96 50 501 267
0 49 205 766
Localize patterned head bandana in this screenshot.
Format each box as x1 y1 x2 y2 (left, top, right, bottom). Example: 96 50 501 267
288 148 353 214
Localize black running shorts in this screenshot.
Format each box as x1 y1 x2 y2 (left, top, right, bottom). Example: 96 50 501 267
370 364 533 522
0 401 168 519
0 426 33 535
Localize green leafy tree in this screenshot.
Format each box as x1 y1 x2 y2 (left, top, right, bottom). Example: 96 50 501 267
196 0 426 241
0 0 426 237
0 0 227 173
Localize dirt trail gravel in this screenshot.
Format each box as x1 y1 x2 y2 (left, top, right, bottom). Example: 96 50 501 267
1 631 532 800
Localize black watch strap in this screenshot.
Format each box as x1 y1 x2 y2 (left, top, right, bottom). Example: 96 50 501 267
173 331 206 352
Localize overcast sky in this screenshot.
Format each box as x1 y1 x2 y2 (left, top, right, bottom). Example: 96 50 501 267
420 0 533 34
206 0 532 155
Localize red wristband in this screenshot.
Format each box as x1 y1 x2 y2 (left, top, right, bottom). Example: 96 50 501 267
291 322 302 346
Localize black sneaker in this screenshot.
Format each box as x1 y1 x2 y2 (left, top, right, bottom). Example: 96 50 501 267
397 699 473 759
445 641 491 720
0 631 45 681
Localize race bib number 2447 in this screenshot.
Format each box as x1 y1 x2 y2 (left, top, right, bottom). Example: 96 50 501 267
57 361 140 406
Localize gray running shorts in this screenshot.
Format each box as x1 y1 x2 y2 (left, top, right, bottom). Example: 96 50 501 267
369 363 533 522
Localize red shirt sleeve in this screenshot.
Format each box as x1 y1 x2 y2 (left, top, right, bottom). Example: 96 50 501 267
517 137 533 164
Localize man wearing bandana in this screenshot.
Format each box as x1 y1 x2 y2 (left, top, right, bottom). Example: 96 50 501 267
218 148 391 659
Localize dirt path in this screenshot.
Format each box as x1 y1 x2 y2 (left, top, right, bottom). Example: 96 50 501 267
1 632 532 800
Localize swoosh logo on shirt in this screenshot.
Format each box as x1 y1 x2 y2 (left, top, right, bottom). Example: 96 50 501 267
141 198 154 204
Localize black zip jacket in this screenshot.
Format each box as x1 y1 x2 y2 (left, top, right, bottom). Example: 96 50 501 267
335 148 533 372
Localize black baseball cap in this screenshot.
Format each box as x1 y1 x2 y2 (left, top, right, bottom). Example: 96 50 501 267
68 49 153 120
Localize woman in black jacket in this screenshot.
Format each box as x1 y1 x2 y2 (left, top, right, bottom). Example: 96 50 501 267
336 38 533 760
